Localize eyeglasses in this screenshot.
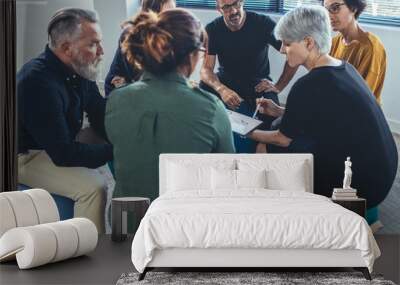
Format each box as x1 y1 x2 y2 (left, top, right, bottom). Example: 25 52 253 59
324 2 346 14
220 0 244 13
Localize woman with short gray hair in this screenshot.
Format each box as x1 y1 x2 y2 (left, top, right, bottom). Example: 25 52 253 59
274 5 331 55
249 5 397 222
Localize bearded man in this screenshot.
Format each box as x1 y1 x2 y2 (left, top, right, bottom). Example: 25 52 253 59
17 8 113 232
200 0 298 153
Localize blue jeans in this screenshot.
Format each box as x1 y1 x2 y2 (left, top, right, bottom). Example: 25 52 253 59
233 101 258 153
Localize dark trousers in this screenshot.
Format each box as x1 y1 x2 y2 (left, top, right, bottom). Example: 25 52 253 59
200 78 279 153
267 136 317 154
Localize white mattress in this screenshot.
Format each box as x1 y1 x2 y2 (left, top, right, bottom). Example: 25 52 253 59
131 190 380 273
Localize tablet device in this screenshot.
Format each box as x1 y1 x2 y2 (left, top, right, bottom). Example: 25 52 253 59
227 110 263 136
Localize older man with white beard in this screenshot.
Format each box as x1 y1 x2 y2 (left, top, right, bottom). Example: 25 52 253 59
17 8 113 233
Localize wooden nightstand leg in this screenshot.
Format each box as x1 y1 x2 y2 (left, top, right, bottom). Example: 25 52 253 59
354 267 372 280
138 267 148 281
112 201 123 242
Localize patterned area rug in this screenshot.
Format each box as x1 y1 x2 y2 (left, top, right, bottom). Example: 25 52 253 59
116 271 396 285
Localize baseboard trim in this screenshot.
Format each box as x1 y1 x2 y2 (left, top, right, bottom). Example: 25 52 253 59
388 119 400 135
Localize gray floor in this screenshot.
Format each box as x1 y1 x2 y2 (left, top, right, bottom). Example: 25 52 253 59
0 235 398 285
0 235 134 285
379 133 400 234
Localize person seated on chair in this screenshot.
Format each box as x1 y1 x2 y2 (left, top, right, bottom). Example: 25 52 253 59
200 0 298 153
105 9 235 201
323 0 386 105
17 8 113 233
104 0 176 97
247 5 398 217
323 0 387 229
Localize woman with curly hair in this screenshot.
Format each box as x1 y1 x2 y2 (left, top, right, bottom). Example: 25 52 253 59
104 0 176 96
105 9 235 200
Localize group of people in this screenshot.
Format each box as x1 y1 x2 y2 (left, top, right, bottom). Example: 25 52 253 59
17 0 397 233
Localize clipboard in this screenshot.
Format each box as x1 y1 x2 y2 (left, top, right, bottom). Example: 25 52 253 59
227 110 263 136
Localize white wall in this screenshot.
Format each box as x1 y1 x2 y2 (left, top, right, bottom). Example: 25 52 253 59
365 24 400 133
15 0 129 80
16 0 94 70
16 1 400 133
92 0 128 79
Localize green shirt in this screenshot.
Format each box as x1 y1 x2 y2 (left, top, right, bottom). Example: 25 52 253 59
105 71 235 200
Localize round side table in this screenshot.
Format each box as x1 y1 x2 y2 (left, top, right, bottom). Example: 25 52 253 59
111 197 150 242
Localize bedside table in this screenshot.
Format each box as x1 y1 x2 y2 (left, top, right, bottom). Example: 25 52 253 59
331 198 366 218
111 197 150 242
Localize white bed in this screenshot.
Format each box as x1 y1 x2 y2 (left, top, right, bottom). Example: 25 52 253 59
131 154 380 280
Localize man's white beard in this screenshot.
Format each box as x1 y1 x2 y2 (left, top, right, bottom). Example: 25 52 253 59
71 53 103 81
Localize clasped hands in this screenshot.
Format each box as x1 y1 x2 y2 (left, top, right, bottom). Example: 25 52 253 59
219 78 279 110
111 76 127 88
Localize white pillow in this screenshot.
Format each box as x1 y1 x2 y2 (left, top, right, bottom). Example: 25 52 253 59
236 169 267 189
266 163 307 191
166 159 236 192
211 169 237 190
167 163 211 191
237 159 309 192
211 169 267 190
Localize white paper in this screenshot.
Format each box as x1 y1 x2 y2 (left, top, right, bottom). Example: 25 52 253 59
227 110 263 135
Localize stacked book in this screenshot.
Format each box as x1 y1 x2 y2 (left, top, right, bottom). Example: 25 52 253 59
332 188 358 200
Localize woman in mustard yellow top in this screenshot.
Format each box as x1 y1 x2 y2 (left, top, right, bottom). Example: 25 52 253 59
323 0 386 105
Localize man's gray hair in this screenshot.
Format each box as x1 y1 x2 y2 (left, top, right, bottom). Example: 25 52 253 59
48 8 99 49
274 5 332 55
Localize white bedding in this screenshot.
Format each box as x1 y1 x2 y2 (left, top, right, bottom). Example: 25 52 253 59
131 190 380 273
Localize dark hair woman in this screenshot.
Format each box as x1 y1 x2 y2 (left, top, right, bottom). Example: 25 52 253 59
323 0 386 105
104 0 176 96
105 9 235 201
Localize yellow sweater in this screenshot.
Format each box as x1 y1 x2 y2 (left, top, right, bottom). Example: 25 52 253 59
330 32 386 105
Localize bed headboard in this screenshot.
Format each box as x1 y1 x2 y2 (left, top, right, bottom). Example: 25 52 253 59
159 154 314 195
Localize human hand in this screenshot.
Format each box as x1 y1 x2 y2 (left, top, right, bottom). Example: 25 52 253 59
218 86 243 110
255 97 281 117
255 78 280 94
111 76 127 88
189 80 199 88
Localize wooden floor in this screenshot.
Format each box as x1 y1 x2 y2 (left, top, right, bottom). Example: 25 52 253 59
0 234 398 285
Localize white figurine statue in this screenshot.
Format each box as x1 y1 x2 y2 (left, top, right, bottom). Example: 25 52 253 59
342 157 353 189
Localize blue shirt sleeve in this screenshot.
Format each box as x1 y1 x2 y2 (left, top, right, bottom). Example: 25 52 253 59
105 46 126 97
262 15 282 51
105 30 141 97
205 22 218 56
85 81 109 141
18 76 113 168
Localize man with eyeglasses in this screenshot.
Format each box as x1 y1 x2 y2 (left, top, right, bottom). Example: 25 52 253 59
17 8 113 233
200 0 297 153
